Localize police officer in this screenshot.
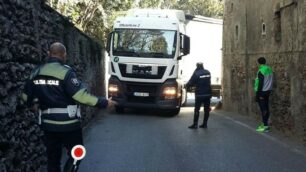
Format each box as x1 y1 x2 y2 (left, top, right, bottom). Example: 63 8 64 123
21 42 116 172
186 62 212 129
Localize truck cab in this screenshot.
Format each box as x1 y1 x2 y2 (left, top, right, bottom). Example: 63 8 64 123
107 9 190 115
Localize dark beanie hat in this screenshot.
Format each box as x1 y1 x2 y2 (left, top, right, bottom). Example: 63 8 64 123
257 57 266 64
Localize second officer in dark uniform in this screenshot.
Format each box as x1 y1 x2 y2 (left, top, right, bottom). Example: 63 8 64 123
21 42 116 172
186 62 212 129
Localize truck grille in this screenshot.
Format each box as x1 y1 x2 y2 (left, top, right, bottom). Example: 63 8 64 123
119 64 166 79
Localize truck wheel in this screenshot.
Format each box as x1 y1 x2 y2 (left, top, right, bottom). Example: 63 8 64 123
115 106 125 114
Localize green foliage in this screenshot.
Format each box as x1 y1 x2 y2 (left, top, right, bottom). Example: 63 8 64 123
173 0 224 18
137 0 223 18
45 0 223 45
138 0 161 8
46 0 133 45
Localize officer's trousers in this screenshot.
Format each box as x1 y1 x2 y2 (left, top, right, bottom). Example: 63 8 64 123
194 96 211 125
44 129 83 172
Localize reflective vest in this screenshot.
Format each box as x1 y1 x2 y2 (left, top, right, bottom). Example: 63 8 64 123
254 65 273 92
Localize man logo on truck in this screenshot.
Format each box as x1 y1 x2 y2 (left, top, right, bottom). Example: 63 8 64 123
132 66 152 75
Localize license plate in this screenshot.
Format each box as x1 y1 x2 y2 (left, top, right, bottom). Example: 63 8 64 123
134 92 149 97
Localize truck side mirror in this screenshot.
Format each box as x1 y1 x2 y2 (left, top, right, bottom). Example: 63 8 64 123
179 34 190 59
182 35 190 55
106 32 113 55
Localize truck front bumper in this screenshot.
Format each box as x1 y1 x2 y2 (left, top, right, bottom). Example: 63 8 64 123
108 76 182 109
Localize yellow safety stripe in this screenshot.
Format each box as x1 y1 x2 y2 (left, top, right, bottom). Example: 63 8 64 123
21 93 28 102
72 88 98 106
39 63 69 80
43 119 79 125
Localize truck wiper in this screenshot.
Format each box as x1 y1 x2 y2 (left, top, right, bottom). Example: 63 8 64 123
152 53 165 58
114 50 140 57
140 52 165 58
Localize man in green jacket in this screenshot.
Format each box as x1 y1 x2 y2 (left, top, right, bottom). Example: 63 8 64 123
254 57 273 132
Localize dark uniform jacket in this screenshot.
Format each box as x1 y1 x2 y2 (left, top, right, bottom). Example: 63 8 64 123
22 57 108 132
186 67 212 97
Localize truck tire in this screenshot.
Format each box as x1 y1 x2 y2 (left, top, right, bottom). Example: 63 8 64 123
115 106 125 114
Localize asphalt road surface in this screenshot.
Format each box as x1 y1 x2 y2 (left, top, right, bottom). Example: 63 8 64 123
78 106 306 172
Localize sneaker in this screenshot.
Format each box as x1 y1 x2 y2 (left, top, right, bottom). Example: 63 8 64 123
199 124 207 128
256 126 270 133
256 123 264 131
263 126 270 132
257 123 264 129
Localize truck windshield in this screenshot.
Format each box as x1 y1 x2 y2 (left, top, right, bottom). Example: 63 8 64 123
112 29 177 58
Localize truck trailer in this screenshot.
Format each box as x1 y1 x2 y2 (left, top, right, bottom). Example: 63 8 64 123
107 9 190 115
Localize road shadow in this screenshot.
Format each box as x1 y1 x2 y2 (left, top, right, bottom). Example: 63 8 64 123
108 97 221 117
184 97 221 107
110 108 177 117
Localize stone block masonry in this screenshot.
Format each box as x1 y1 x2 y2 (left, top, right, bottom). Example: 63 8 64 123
223 0 306 144
0 0 106 171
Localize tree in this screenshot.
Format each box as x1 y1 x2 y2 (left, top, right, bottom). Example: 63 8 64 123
137 0 223 18
46 0 134 45
173 0 223 18
138 0 161 8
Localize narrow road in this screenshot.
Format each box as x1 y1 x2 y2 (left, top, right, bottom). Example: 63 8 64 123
79 107 306 172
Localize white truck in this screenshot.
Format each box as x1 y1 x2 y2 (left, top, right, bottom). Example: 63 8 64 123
106 9 190 115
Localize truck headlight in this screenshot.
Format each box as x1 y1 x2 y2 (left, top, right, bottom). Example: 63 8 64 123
163 87 176 99
108 84 118 96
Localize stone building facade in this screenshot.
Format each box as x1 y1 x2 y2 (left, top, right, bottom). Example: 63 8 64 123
0 0 106 171
223 0 306 143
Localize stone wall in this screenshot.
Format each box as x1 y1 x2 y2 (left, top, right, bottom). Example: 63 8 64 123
0 0 105 171
223 0 306 143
